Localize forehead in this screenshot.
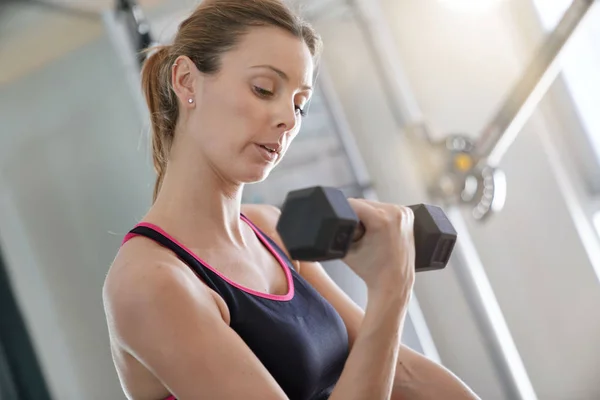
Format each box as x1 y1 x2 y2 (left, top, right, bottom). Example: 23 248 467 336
221 26 314 86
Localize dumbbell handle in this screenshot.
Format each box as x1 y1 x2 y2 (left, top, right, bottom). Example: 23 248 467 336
352 205 420 242
353 222 366 242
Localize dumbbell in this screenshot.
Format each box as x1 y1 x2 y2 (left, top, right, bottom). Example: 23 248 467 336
276 186 457 272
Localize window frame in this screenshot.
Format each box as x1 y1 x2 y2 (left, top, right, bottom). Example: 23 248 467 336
530 0 600 196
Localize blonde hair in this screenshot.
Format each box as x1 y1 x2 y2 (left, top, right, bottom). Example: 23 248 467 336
140 0 323 203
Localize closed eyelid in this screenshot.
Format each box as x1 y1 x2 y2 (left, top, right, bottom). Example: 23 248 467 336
252 76 275 90
253 81 308 101
251 82 308 114
250 65 313 92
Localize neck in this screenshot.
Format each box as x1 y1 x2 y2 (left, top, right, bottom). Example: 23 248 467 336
144 151 251 251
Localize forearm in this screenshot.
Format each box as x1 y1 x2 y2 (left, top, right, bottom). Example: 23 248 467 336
330 283 410 400
391 347 481 400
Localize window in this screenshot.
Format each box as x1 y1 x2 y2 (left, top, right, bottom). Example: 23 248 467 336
531 0 600 193
530 0 600 268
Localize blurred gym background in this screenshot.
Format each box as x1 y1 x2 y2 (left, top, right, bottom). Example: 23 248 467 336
1 0 599 399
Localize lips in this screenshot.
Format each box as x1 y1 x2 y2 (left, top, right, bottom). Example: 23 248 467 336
255 143 279 162
259 144 277 153
257 143 282 154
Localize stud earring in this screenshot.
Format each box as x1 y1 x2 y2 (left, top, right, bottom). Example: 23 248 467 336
188 98 194 104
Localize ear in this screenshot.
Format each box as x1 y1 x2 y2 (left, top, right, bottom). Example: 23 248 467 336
171 55 201 107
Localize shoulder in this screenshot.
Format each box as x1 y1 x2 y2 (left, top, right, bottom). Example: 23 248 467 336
104 245 206 314
103 241 227 342
241 203 301 273
241 203 281 226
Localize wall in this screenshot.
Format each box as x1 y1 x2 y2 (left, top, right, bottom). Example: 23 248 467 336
0 5 153 398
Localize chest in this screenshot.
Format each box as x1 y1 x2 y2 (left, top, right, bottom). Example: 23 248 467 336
227 274 350 400
200 247 290 298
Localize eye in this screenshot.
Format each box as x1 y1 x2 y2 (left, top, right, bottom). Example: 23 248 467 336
254 86 306 117
253 86 274 98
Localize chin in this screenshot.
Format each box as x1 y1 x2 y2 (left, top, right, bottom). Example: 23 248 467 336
239 165 273 184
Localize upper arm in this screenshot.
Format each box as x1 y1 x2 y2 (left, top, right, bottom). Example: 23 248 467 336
103 256 288 400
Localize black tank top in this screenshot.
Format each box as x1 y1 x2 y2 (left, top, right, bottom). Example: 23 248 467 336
121 213 349 400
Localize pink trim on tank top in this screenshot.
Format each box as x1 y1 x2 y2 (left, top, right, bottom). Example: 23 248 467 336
121 216 295 302
163 396 176 400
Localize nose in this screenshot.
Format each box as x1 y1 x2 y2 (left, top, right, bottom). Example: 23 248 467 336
275 100 299 133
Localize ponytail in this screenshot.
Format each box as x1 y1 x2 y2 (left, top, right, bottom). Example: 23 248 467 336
140 45 178 204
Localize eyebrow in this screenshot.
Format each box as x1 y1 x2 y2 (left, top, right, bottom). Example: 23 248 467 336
250 64 313 91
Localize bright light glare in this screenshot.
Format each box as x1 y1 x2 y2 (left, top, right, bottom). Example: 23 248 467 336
438 0 506 14
594 211 600 240
531 0 571 30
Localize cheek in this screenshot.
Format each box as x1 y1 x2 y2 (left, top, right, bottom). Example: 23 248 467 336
225 93 271 151
229 88 264 124
199 89 262 149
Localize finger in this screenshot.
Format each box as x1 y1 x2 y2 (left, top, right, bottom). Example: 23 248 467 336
357 199 407 219
356 199 414 224
363 198 412 214
345 199 375 247
347 198 378 226
347 198 395 235
355 198 387 209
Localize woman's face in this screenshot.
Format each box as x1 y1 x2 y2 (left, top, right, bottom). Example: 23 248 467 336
184 26 314 184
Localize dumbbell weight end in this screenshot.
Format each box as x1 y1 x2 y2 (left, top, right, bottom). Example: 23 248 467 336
350 204 457 271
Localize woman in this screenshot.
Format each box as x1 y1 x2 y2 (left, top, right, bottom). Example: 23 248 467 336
102 0 480 399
